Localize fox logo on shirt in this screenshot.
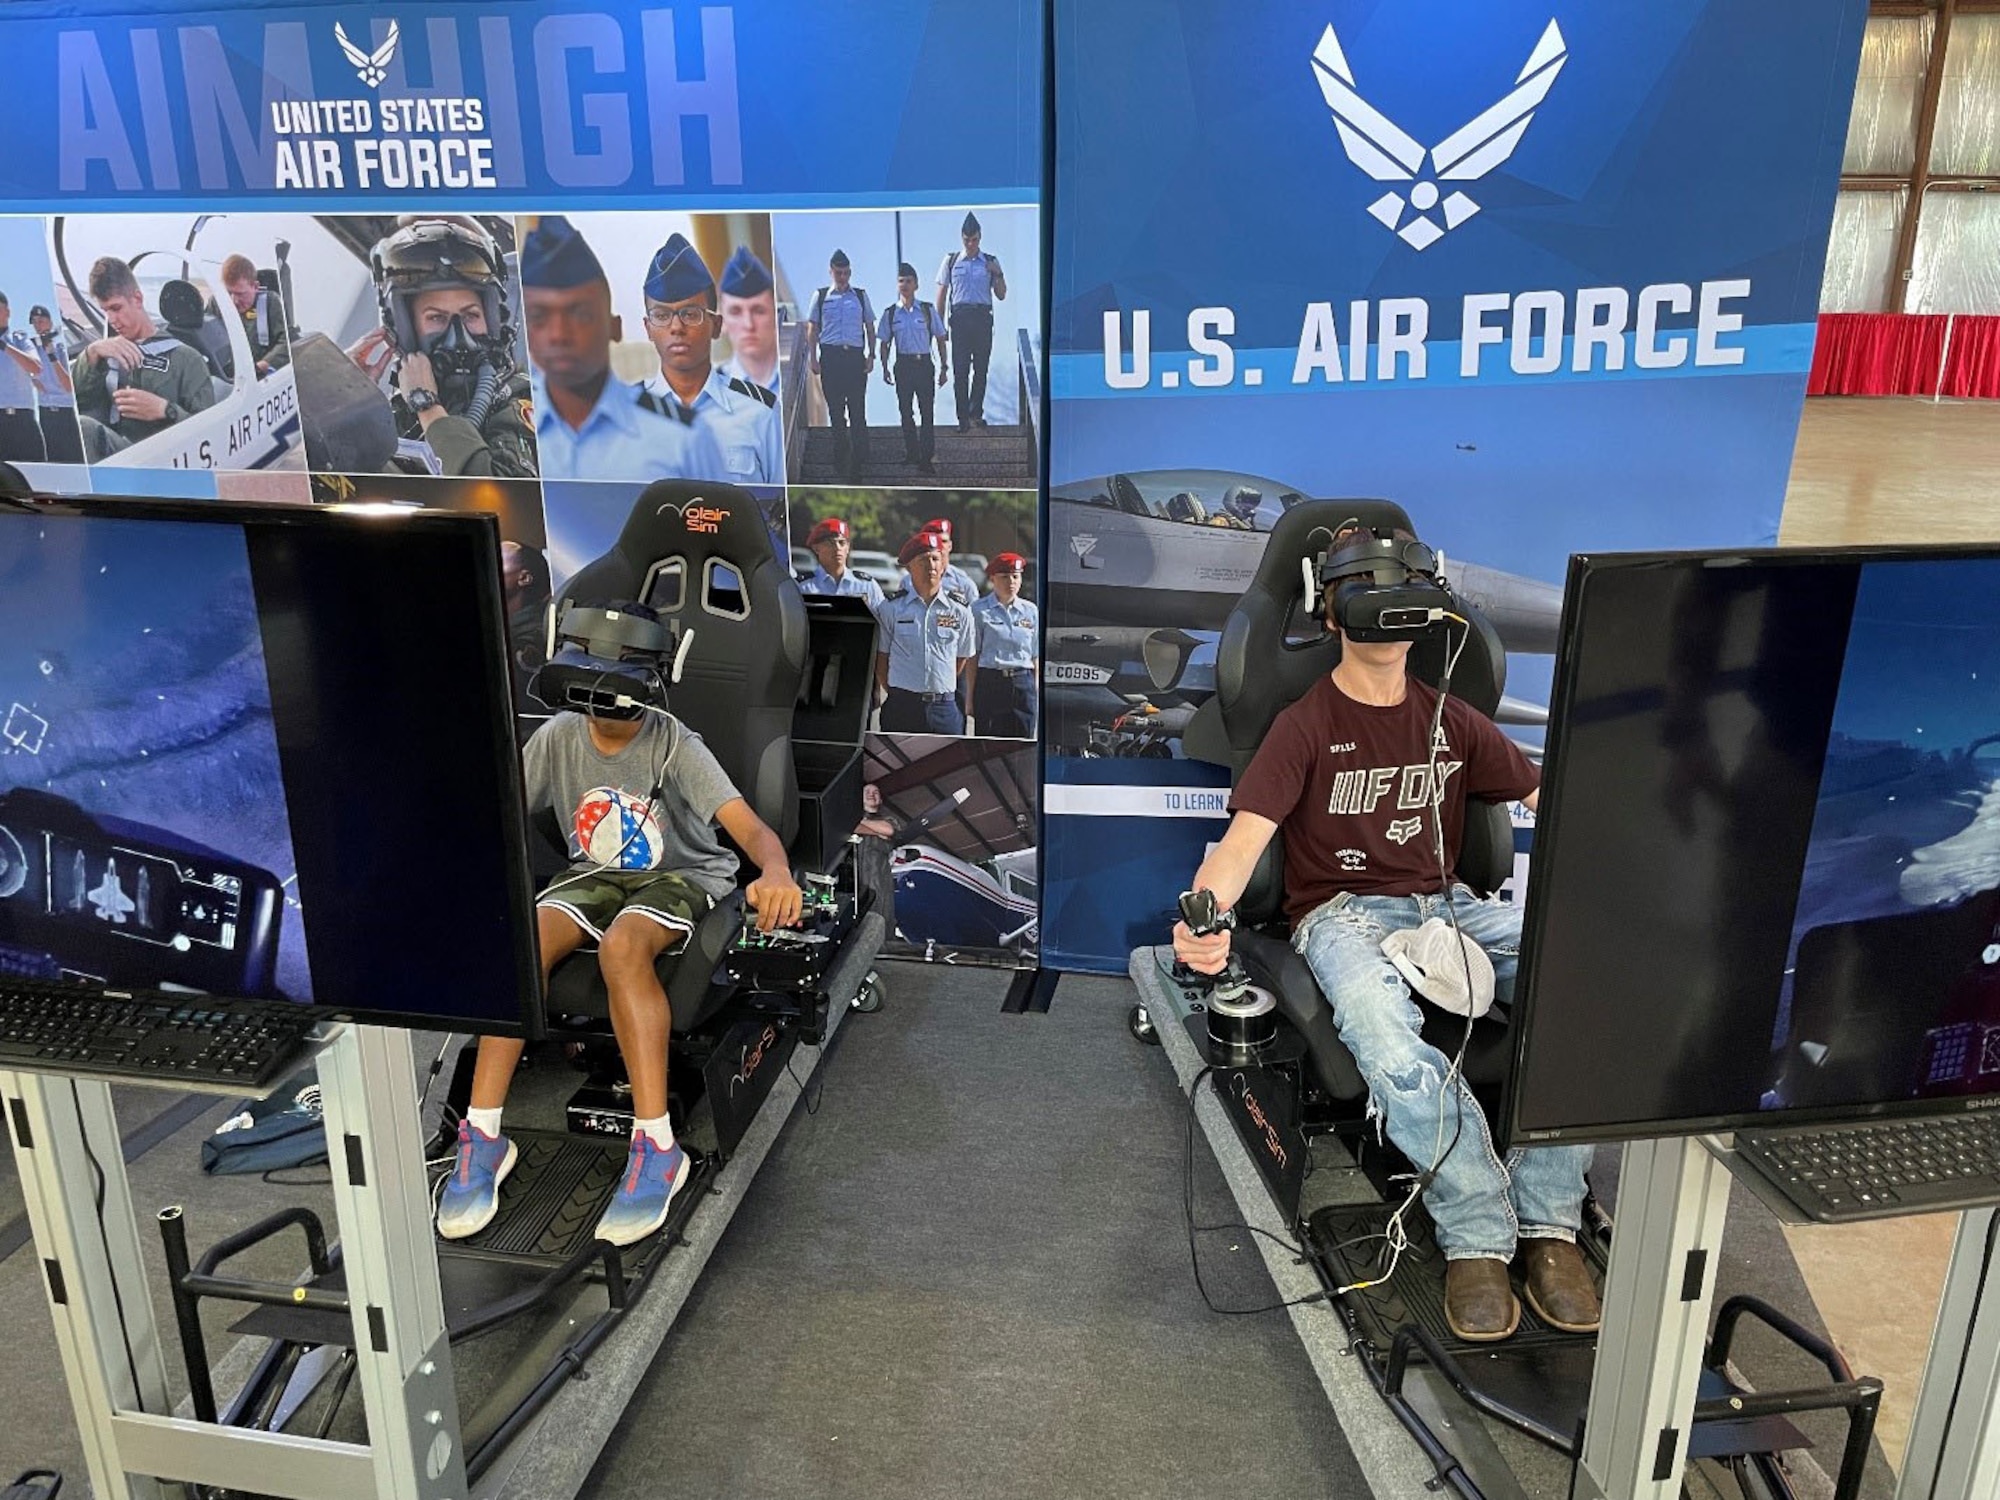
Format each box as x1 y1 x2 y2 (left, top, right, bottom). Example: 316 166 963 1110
1386 816 1423 845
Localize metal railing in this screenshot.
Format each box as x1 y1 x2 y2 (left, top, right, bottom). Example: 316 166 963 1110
779 318 819 484
1017 326 1042 469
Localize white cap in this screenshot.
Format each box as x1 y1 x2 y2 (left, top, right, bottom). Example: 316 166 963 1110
1380 918 1496 1019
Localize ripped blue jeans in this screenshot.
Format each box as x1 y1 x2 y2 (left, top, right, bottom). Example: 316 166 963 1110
1294 886 1594 1262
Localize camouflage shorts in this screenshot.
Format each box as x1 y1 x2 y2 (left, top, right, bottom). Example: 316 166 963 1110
537 868 714 943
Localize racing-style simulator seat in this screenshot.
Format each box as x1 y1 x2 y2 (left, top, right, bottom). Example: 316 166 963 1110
523 480 890 1159
1183 498 1519 1131
540 482 806 1041
1164 502 1875 1500
156 278 235 391
172 484 887 1489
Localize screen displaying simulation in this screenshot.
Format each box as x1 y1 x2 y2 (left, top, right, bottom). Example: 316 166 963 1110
1507 549 2000 1144
0 501 540 1034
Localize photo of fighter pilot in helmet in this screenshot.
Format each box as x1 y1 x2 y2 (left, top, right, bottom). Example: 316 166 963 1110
349 216 538 478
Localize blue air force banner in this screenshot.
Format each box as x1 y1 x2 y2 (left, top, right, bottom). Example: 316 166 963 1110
1041 0 1867 971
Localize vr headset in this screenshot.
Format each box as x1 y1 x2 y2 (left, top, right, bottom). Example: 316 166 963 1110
528 602 694 720
1310 526 1452 643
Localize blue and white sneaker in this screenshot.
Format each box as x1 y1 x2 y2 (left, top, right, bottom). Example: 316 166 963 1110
435 1122 516 1240
594 1135 692 1247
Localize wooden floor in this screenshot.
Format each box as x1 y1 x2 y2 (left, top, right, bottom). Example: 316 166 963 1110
1780 397 2000 547
1774 396 2000 1473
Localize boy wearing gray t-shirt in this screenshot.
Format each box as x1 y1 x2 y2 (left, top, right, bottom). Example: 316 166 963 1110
438 616 801 1248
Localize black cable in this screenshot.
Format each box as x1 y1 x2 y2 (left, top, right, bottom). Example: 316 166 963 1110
1148 933 1331 1256
785 1052 824 1116
1406 616 1477 1202
69 1081 146 1410
1156 974 1404 1295
540 665 679 899
1182 1066 1326 1316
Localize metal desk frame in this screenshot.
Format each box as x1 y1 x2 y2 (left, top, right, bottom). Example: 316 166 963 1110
2 1024 465 1500
1576 1134 2000 1499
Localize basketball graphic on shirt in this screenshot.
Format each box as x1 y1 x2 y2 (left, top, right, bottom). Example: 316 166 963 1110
573 787 665 870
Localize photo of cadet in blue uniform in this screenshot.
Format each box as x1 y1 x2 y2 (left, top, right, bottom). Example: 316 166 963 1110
876 530 978 737
972 552 1038 740
805 249 875 484
878 262 948 475
0 291 50 463
772 207 1038 491
25 305 82 465
936 212 1006 432
799 515 885 609
717 246 780 398
640 233 783 487
521 216 722 484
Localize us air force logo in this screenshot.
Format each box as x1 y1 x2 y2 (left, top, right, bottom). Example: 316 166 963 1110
1386 816 1424 845
1310 18 1568 250
335 21 399 89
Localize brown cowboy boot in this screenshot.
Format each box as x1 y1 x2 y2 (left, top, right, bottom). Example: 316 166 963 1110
1520 1240 1602 1333
1444 1256 1521 1342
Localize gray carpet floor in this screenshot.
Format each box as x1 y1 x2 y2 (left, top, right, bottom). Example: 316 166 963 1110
0 963 1904 1499
580 967 1371 1500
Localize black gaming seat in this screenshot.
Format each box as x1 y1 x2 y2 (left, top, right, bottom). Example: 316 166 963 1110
1184 498 1520 1111
540 480 809 1035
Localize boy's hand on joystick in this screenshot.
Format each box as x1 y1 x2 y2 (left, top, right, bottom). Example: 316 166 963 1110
747 867 804 932
1172 888 1235 976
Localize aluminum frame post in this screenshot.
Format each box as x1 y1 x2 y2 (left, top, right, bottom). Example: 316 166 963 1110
3 1025 468 1500
0 1068 172 1500
1899 1208 2000 1500
317 1023 469 1500
1573 1135 1733 1499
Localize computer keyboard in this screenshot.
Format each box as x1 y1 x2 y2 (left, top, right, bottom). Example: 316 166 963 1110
1736 1113 2000 1220
0 978 324 1088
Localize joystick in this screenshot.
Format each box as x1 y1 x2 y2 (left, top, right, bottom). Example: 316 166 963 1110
1178 888 1276 1062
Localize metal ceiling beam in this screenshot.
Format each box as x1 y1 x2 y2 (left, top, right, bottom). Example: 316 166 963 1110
1888 0 1957 311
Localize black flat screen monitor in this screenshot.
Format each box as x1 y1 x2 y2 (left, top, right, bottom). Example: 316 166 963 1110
0 497 542 1037
1503 545 2000 1148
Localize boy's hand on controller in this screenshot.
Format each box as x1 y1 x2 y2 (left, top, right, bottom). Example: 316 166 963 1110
1172 919 1231 975
747 869 804 932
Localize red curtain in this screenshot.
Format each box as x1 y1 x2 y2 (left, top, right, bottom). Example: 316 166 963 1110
1940 316 2000 400
1808 313 2000 398
1808 313 1952 396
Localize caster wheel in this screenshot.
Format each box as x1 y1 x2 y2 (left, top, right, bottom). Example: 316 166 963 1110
1129 1003 1160 1044
851 973 885 1013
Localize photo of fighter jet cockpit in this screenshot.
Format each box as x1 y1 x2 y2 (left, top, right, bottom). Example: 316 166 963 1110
1048 468 1561 762
49 214 306 472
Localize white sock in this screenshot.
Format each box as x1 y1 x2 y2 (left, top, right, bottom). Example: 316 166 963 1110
465 1106 503 1139
635 1113 676 1151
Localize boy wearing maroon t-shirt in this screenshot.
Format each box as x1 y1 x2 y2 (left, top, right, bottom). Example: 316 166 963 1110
1173 534 1600 1343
